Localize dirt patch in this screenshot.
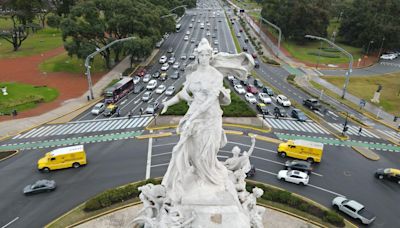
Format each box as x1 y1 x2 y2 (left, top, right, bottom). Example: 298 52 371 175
0 47 103 121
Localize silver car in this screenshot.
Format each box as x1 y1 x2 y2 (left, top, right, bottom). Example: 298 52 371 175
91 103 105 115
23 179 56 195
332 196 376 224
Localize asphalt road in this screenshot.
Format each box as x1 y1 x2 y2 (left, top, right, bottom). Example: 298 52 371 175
1 1 399 227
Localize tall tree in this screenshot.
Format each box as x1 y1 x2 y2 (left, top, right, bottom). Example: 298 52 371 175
261 0 331 43
339 0 400 50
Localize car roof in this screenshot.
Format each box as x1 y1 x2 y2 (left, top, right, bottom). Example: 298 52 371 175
347 200 364 211
107 104 116 108
389 168 400 175
289 170 308 178
257 103 266 107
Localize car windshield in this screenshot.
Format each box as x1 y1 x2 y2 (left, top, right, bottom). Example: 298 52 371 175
383 168 391 174
281 97 288 101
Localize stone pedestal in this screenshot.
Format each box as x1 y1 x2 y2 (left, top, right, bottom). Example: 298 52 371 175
371 92 380 103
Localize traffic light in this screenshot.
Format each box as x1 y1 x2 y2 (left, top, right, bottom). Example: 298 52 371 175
343 126 349 132
239 9 245 13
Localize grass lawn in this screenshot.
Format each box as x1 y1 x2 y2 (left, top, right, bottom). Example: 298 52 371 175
231 0 261 10
162 84 256 117
322 73 400 115
39 52 108 74
0 27 63 58
226 12 241 53
0 82 59 114
283 40 363 65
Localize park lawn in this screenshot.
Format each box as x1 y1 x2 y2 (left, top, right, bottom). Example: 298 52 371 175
322 73 400 115
0 82 59 114
0 28 63 59
283 40 363 65
163 85 256 117
231 0 261 10
39 52 108 74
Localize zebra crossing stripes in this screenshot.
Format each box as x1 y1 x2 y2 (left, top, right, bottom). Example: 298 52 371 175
328 123 379 138
377 129 400 141
265 118 329 134
13 116 154 139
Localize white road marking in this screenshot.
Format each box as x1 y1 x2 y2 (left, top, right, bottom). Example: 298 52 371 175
153 142 178 148
134 99 140 104
151 163 169 168
1 217 19 228
146 130 153 179
328 110 338 117
314 110 324 117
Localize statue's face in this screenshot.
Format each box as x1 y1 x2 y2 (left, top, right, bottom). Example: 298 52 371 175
232 146 240 156
198 50 211 66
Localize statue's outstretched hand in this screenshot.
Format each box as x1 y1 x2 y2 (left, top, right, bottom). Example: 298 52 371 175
161 103 168 114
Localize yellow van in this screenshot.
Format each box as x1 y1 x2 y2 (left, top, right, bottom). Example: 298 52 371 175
37 145 87 172
277 140 323 163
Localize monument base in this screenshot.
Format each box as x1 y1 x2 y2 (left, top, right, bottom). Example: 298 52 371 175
371 92 380 103
178 204 250 228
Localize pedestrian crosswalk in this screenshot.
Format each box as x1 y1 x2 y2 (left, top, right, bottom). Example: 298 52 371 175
13 116 154 139
264 118 380 138
377 129 400 142
265 118 329 134
327 123 379 138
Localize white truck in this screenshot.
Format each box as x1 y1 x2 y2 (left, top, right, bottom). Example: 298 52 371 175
332 196 376 225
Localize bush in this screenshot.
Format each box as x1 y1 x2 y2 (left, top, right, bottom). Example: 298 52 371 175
84 179 159 212
122 67 135 76
307 51 340 58
261 56 280 65
323 210 345 227
287 74 296 82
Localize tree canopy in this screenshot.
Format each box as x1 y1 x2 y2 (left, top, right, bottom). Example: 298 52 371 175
261 0 331 43
60 0 186 68
338 0 400 50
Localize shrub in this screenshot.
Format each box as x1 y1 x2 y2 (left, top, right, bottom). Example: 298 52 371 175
323 210 345 227
122 67 135 76
307 51 340 58
287 74 296 82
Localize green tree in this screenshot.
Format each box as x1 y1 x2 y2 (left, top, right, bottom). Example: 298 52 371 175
261 0 331 43
339 0 400 50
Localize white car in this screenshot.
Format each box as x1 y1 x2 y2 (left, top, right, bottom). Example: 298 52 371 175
234 84 246 94
227 75 235 81
277 95 291 107
155 84 166 94
332 197 376 225
186 31 190 35
146 79 157 90
168 57 175 64
245 93 257 104
133 76 140 85
214 40 218 45
189 23 193 28
161 63 169 71
180 55 187 60
206 31 211 36
143 74 151 83
165 86 175 96
277 170 309 185
380 53 397 60
213 48 218 54
184 35 189 41
91 103 105 115
258 93 272 104
159 55 167 64
172 62 180 69
142 91 152 102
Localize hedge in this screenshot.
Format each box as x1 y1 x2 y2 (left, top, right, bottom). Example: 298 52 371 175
246 182 345 227
307 51 340 58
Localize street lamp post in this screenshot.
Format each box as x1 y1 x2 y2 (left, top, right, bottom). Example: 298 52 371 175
365 40 374 56
256 16 281 57
85 37 136 100
378 37 385 58
305 35 353 99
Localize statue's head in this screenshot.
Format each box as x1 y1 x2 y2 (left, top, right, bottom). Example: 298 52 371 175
197 38 213 66
232 146 241 156
252 187 264 198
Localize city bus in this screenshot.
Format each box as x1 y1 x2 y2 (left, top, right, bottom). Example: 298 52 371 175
104 77 134 103
176 23 181 32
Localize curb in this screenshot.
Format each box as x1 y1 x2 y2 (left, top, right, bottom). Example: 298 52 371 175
146 124 177 131
351 146 380 161
337 111 372 129
248 133 283 144
225 130 244 135
363 111 400 133
0 150 19 162
135 132 173 139
223 123 270 133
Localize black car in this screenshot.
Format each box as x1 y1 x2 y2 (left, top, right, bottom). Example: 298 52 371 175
242 46 248 52
241 79 249 86
254 79 264 88
285 160 313 174
152 71 160 78
246 165 256 177
244 38 249 43
262 87 274 96
273 107 287 117
375 168 400 184
133 85 144 94
23 179 56 195
291 109 307 122
303 98 321 110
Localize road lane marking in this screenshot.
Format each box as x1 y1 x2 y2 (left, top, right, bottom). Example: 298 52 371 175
146 130 153 179
1 217 19 228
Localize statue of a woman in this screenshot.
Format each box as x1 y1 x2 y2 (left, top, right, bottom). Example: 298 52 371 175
161 38 254 203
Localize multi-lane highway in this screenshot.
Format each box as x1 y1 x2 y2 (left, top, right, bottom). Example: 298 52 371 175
1 0 400 227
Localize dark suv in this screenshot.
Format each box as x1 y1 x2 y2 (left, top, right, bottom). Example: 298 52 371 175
262 87 274 96
274 107 287 117
285 160 313 174
375 168 400 184
254 79 264 88
303 98 321 110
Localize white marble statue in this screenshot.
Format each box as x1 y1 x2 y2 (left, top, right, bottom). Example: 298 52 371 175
224 135 256 174
161 38 254 203
242 187 265 228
